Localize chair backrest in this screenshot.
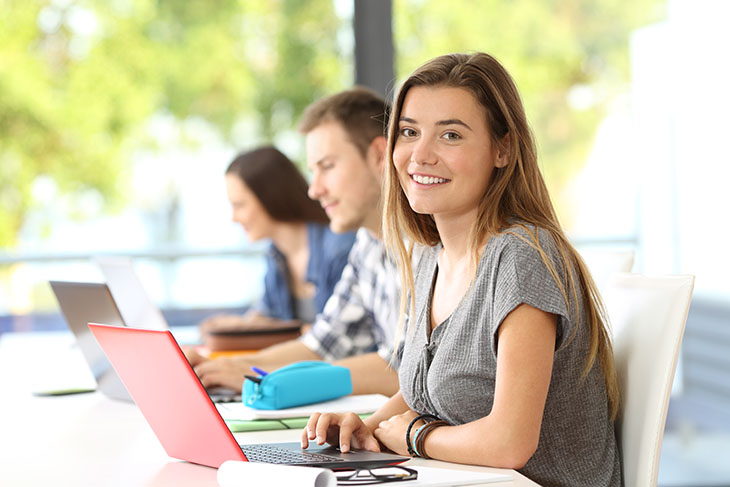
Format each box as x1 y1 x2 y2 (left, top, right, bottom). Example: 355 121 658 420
579 249 635 292
602 273 695 487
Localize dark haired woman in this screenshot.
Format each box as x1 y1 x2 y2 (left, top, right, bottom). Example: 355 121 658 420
200 146 355 335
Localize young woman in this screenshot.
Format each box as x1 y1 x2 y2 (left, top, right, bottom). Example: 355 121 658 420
200 146 355 333
301 53 622 486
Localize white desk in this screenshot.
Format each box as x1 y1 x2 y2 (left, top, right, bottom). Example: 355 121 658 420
0 332 540 486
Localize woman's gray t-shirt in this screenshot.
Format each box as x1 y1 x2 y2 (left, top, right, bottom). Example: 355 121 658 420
398 225 622 487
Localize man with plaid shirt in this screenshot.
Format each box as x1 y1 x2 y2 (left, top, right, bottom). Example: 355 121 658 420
190 87 401 395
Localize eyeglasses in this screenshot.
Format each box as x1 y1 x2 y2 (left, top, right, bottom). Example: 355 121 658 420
335 465 418 485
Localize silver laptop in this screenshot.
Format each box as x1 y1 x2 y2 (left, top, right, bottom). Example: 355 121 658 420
49 281 133 401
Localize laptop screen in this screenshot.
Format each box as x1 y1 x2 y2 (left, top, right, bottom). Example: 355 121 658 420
93 257 169 330
49 281 131 401
88 324 245 468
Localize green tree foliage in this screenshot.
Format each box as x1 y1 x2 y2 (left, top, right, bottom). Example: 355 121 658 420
394 0 664 226
0 0 347 247
1 0 664 247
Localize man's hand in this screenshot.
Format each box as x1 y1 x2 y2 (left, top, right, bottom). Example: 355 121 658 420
183 346 209 367
193 356 253 392
187 341 320 393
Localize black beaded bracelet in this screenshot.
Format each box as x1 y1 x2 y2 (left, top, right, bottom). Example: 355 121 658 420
405 414 439 456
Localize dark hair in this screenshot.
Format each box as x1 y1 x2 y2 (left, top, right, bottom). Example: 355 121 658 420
297 86 390 157
226 146 328 224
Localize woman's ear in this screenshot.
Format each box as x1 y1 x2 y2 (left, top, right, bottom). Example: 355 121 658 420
495 133 510 168
495 153 508 168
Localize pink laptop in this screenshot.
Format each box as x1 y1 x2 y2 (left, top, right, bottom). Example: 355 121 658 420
88 323 407 469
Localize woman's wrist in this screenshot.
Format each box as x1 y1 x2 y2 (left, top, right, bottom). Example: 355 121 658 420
405 414 440 456
364 392 409 434
415 420 448 459
411 423 429 457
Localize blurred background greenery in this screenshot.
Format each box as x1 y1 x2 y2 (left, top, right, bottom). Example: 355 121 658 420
1 0 663 248
1 0 349 247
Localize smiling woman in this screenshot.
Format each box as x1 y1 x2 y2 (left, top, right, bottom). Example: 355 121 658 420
304 52 622 487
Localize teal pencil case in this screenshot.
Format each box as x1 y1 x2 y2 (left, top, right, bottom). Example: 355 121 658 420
242 361 352 410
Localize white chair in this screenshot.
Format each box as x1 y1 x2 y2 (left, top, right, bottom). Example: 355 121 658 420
602 273 695 487
579 249 635 292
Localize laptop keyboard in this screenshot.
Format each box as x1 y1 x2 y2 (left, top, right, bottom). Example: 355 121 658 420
240 444 345 464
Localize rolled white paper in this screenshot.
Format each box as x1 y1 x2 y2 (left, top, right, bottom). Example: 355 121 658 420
217 460 336 487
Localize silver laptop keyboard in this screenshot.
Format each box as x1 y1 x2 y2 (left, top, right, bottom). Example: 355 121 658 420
240 444 345 464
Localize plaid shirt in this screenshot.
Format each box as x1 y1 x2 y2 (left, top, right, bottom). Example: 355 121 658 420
300 228 402 368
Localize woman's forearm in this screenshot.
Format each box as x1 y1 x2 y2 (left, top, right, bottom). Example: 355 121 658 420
419 415 537 469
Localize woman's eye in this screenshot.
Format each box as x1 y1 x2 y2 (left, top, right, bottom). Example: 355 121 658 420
443 131 461 141
399 127 417 137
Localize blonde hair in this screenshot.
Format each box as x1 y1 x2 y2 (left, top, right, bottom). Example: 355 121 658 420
383 52 619 419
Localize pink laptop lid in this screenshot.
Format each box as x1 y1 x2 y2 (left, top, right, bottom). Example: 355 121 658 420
88 323 246 468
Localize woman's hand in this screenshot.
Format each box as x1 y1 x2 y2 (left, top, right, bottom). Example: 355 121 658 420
373 410 420 456
301 412 381 453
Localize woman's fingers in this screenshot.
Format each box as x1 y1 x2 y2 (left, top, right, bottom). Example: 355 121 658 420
355 428 381 453
300 412 378 453
315 413 336 445
337 413 363 453
302 412 322 448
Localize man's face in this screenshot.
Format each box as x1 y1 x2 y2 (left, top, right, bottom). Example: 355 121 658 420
306 121 382 234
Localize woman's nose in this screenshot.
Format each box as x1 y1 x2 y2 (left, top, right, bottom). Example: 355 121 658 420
411 138 437 165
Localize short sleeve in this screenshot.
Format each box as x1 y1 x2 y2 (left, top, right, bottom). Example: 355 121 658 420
490 230 574 354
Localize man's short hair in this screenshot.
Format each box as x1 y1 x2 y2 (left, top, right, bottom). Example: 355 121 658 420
298 86 390 158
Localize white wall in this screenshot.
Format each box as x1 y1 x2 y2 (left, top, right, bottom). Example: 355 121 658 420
631 0 730 300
